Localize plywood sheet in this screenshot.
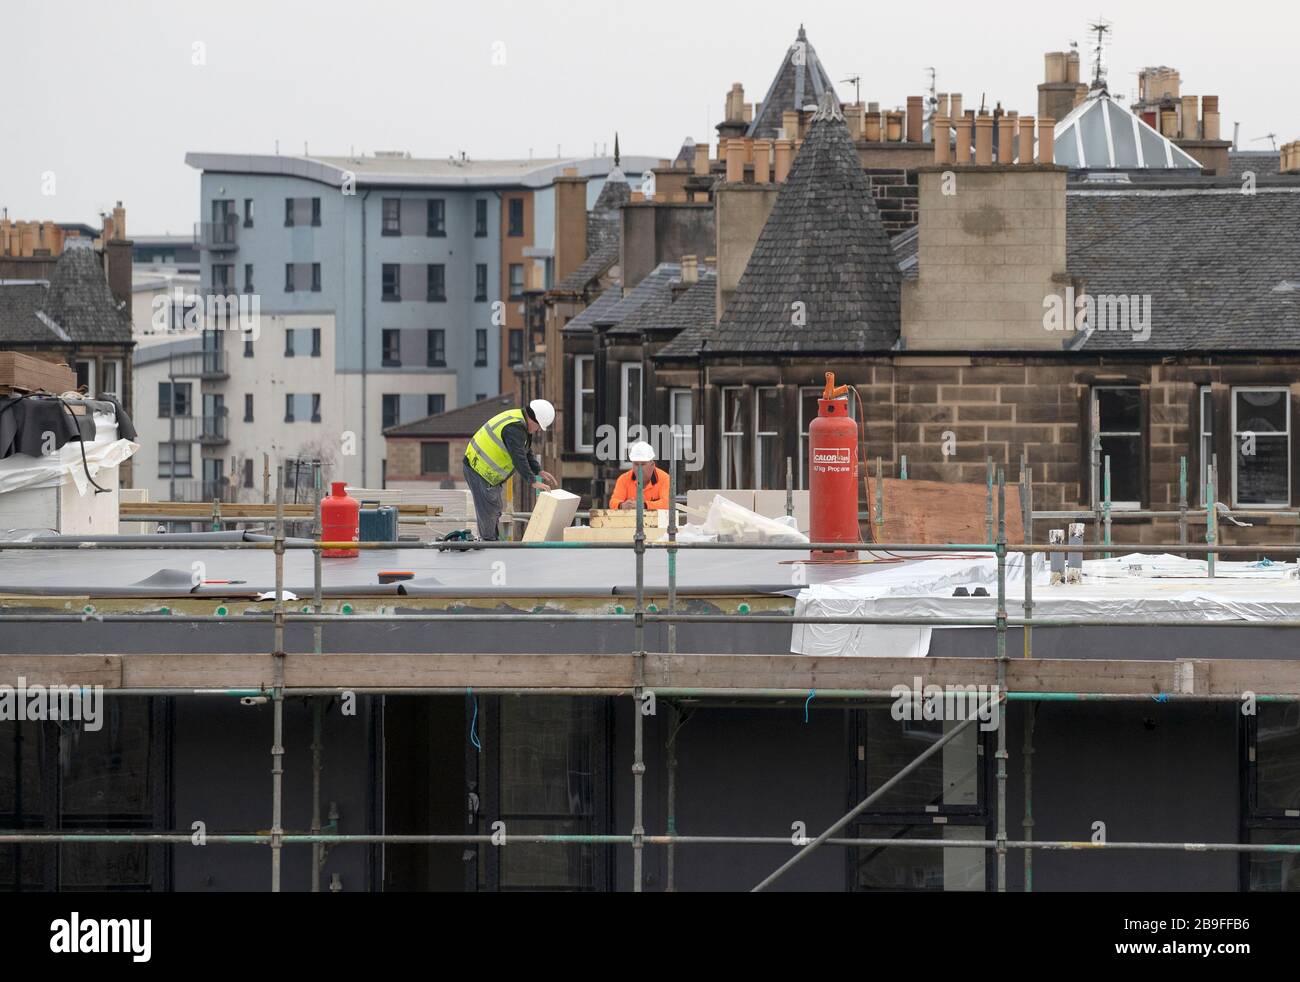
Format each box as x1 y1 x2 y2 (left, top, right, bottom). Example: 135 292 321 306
866 477 1025 544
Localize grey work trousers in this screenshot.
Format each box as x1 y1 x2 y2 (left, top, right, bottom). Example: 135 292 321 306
463 459 505 541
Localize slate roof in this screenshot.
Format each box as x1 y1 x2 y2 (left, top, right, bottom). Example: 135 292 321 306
652 278 721 359
1067 188 1300 350
0 282 62 343
564 263 682 334
704 94 901 354
384 393 515 438
1226 151 1280 184
617 270 716 338
747 26 839 141
0 243 132 347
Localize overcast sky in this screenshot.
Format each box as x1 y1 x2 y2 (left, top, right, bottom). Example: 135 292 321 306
7 0 1298 233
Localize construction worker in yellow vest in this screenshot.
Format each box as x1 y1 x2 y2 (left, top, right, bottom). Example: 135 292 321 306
462 399 557 540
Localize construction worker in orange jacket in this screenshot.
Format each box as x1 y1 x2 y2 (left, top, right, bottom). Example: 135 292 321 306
609 441 670 510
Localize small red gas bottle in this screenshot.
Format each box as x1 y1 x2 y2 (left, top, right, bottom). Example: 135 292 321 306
809 372 860 557
321 482 360 558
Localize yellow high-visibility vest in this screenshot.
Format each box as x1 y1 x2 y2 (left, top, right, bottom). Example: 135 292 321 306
465 408 526 487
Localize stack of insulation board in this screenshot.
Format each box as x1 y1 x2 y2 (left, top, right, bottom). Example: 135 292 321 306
345 486 458 541
562 508 670 542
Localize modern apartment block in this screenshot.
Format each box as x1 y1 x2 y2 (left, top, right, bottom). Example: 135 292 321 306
179 151 651 496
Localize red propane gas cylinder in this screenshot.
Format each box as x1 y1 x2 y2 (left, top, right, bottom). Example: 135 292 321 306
322 482 360 558
809 375 860 556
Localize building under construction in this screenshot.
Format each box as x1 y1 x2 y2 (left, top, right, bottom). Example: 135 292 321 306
3 465 1300 893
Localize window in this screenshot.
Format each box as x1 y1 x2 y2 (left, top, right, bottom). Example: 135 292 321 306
427 329 445 367
475 198 488 237
382 198 401 236
382 264 400 301
1245 704 1300 890
575 355 595 453
427 199 446 236
243 198 254 227
382 394 400 430
97 360 122 399
158 442 193 479
851 709 986 892
421 442 450 474
243 458 254 488
475 263 488 302
311 263 321 292
284 394 295 423
754 387 781 488
243 263 254 293
1234 387 1290 507
284 198 294 227
475 393 486 402
244 331 254 358
669 388 694 462
1200 386 1214 507
427 264 446 302
284 263 295 293
1092 386 1142 507
507 198 524 236
311 197 321 226
311 393 321 423
382 329 401 366
74 359 93 393
799 386 856 488
508 329 523 367
621 362 643 431
158 382 192 417
427 394 446 416
508 263 525 300
212 263 233 292
310 327 321 357
244 393 254 422
721 387 746 489
475 329 488 367
285 328 296 357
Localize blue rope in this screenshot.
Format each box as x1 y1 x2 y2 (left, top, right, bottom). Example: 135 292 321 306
804 689 816 723
468 687 481 751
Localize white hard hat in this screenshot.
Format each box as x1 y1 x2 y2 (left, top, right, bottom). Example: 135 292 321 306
528 399 555 430
628 441 656 463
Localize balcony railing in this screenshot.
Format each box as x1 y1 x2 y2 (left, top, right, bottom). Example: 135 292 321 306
167 479 231 503
166 415 227 444
168 350 228 380
196 218 239 251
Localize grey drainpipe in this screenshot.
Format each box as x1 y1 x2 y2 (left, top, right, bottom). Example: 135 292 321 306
361 190 371 486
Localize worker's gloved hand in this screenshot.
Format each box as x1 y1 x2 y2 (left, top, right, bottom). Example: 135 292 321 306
619 500 636 510
539 470 558 487
532 481 549 493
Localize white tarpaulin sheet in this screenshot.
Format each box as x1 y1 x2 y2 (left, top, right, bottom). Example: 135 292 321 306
0 412 137 495
791 552 1300 657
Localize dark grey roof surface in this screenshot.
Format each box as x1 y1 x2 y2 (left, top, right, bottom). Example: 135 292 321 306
0 245 132 346
1068 188 1300 350
652 277 721 359
0 282 61 343
1226 151 1280 183
747 26 839 140
564 263 682 334
617 270 716 338
42 244 133 343
384 393 514 437
553 243 618 295
705 97 901 354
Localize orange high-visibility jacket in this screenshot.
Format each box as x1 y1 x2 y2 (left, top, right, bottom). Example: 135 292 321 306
608 467 671 510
